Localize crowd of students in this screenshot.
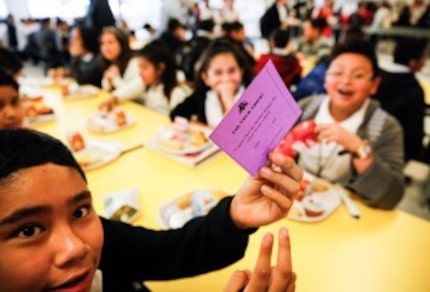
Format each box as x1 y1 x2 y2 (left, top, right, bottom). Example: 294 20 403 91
1 0 430 290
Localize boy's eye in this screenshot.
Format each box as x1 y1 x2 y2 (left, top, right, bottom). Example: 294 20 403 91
13 224 44 239
73 206 90 219
11 97 21 107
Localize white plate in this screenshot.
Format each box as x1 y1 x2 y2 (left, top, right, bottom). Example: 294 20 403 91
73 139 122 170
24 113 56 126
154 125 212 155
65 85 100 99
287 176 341 223
18 77 52 87
87 111 136 133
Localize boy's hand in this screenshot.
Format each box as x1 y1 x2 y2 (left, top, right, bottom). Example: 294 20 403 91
230 152 302 229
224 228 296 292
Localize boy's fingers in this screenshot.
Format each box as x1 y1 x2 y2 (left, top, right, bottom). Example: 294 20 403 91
260 184 293 211
224 270 250 292
268 228 294 292
268 152 303 182
285 272 297 292
246 232 274 290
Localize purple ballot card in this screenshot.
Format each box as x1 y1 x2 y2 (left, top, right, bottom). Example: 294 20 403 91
209 60 302 176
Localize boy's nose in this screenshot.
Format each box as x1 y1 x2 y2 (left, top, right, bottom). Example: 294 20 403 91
53 228 90 268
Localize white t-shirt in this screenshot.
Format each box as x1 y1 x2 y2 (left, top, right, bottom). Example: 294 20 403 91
298 97 370 182
143 83 192 116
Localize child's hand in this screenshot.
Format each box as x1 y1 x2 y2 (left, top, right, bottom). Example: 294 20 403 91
230 152 303 229
224 228 296 292
216 81 238 113
316 123 363 153
215 81 237 100
104 65 120 80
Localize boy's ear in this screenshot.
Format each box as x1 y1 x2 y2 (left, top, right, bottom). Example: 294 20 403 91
157 63 166 73
370 76 381 95
408 59 420 71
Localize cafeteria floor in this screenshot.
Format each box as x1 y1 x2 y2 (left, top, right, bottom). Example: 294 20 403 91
21 41 430 221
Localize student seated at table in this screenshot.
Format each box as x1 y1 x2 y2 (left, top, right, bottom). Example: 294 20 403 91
296 18 332 59
0 70 24 129
0 47 23 80
0 128 301 291
170 39 254 127
296 40 404 209
374 37 428 162
221 21 256 67
122 40 192 116
67 24 105 88
98 26 144 107
255 28 302 88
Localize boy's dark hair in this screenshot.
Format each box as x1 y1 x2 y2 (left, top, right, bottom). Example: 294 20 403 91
342 26 365 43
167 18 185 32
270 28 290 48
0 129 86 183
309 18 328 31
197 19 215 32
74 24 99 54
329 39 379 78
137 40 177 100
394 37 428 66
0 69 19 91
0 47 23 76
222 21 244 35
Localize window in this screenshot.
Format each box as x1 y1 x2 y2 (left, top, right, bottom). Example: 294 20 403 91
26 0 89 19
0 0 8 18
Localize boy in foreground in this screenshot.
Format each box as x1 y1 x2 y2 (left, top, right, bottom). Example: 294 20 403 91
0 129 300 291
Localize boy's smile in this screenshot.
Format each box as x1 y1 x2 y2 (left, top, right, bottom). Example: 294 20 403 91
324 53 380 120
0 163 103 292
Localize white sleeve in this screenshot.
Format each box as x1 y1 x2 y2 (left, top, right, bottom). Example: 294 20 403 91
111 58 145 101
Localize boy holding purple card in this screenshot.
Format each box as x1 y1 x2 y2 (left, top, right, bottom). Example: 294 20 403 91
0 128 300 291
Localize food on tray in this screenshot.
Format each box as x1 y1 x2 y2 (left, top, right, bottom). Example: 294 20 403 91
64 84 100 98
68 132 86 152
74 151 91 168
115 110 127 126
88 108 132 132
312 181 329 192
25 104 38 118
24 97 54 117
74 151 102 168
158 139 183 151
160 190 228 229
190 130 208 146
297 178 310 201
302 195 325 217
157 117 210 154
172 116 189 132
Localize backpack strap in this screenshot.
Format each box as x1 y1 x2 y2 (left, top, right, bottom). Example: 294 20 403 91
365 107 388 144
300 95 324 121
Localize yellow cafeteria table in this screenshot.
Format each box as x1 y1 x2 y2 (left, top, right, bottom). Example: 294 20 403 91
32 86 430 292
